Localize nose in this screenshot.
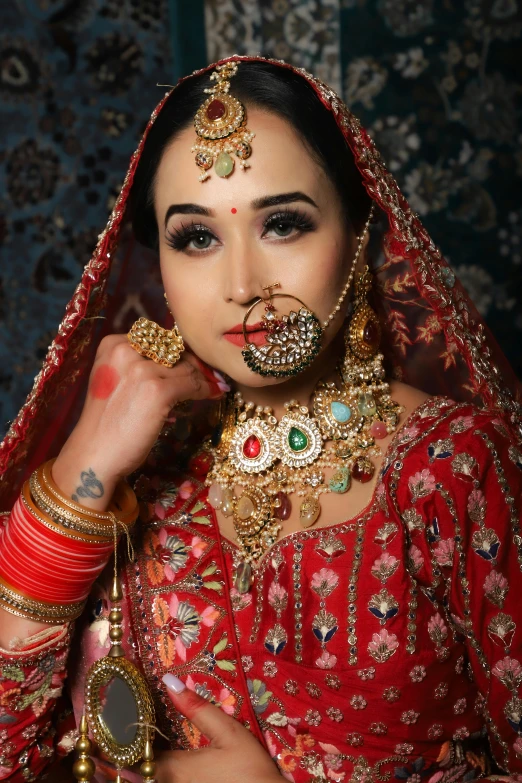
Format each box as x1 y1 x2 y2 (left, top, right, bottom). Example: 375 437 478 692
221 234 266 306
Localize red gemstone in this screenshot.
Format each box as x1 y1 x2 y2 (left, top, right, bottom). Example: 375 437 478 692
274 491 291 520
243 434 261 459
352 458 375 483
363 319 379 348
206 99 226 120
370 421 387 440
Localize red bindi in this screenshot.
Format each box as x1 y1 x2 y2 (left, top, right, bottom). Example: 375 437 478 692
231 207 237 214
90 364 120 400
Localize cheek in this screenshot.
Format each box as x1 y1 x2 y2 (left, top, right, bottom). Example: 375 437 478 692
89 364 120 400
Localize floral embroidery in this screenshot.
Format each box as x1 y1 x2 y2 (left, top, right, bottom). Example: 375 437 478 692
488 612 516 647
427 437 454 461
368 629 399 662
312 609 338 644
284 679 299 695
451 452 477 478
409 468 436 501
383 686 401 702
433 538 455 567
492 657 522 690
408 544 424 574
357 667 376 680
374 522 399 547
454 697 467 714
230 587 252 612
152 594 218 666
428 613 448 645
268 582 288 613
400 710 420 724
449 415 474 434
310 568 339 598
263 661 278 679
315 650 337 669
368 588 399 625
471 528 500 561
326 706 343 722
467 488 486 524
247 679 272 714
305 709 321 726
402 507 424 532
314 531 346 560
483 570 509 607
409 665 427 683
371 552 400 583
264 624 288 655
350 695 367 710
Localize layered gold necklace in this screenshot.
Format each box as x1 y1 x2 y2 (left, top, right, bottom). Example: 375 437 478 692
205 370 402 593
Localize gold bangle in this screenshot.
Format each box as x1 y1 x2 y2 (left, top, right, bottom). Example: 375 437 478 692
40 459 138 527
0 577 85 623
23 480 114 542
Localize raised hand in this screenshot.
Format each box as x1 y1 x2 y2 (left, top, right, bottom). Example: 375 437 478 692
52 334 229 509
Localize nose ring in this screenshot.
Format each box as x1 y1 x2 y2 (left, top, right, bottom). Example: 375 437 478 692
262 282 281 299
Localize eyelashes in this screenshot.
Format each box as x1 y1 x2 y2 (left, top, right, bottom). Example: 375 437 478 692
164 208 316 253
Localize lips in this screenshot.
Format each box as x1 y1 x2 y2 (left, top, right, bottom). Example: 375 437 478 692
224 321 268 347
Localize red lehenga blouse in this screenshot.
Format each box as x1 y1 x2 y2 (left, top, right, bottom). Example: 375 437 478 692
2 396 522 782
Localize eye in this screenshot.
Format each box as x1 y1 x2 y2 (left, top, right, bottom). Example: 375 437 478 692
262 209 315 240
165 223 218 253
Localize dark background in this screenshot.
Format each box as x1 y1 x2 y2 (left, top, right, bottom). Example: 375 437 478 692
1 0 521 433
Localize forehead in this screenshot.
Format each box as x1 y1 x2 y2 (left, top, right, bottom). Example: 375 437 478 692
153 107 330 211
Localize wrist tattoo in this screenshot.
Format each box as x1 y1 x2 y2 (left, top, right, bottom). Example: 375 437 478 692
72 468 104 503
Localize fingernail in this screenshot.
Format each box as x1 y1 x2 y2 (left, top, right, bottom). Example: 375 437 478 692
212 369 228 385
217 380 231 392
162 673 186 694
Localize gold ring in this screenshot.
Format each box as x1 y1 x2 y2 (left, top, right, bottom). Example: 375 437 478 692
127 318 184 369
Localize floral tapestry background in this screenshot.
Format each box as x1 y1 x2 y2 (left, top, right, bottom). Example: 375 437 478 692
1 0 521 431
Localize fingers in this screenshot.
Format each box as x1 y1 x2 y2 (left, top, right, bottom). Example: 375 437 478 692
162 674 242 750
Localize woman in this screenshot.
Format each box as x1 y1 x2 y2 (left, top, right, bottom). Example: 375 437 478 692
0 56 521 783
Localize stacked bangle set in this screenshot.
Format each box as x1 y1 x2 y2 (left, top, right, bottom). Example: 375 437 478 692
0 460 138 624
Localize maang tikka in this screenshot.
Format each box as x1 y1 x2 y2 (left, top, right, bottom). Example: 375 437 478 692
192 60 254 181
241 206 375 378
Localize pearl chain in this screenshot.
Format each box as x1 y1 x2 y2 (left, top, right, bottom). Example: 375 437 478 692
321 204 375 329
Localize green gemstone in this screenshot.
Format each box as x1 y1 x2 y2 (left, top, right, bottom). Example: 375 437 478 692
215 151 234 178
288 426 308 452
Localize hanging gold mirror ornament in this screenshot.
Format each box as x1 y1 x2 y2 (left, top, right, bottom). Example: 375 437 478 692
74 572 156 782
192 60 255 181
241 291 323 378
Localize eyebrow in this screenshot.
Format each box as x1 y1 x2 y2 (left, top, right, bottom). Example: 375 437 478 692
163 191 318 228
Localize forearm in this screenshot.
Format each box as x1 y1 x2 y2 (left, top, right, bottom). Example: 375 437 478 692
0 622 71 781
0 608 53 649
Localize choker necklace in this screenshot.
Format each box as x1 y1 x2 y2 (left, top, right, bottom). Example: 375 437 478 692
205 373 402 593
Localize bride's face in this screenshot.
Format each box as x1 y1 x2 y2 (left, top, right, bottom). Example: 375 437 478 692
154 107 356 387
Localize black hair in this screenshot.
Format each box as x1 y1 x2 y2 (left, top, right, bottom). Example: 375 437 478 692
129 61 372 250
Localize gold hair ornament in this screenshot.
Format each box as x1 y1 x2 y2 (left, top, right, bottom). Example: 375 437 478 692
192 60 254 181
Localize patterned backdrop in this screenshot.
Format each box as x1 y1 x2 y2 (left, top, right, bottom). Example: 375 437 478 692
1 0 521 432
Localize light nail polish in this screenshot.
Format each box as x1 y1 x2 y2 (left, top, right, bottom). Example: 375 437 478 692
162 673 186 693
